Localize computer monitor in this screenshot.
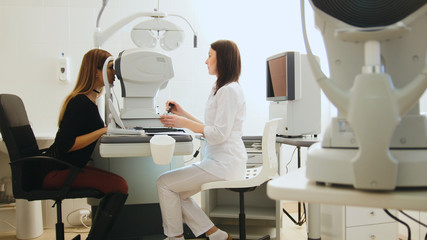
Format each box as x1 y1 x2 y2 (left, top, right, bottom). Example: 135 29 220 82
266 51 321 137
266 52 299 101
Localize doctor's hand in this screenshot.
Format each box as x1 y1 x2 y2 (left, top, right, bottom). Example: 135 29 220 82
160 114 187 128
165 100 184 116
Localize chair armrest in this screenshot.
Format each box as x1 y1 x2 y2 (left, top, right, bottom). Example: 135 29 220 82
10 155 82 171
10 156 84 199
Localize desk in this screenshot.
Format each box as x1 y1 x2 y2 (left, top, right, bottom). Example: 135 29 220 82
99 134 193 158
268 167 427 211
267 168 427 239
275 136 318 170
91 133 194 240
276 137 319 148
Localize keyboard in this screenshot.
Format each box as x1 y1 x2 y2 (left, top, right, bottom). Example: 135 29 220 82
142 127 185 133
107 125 145 135
142 127 186 135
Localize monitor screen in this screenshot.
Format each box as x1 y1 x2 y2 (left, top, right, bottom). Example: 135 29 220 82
266 52 295 101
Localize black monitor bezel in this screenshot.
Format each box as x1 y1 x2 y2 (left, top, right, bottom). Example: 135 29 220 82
266 51 296 101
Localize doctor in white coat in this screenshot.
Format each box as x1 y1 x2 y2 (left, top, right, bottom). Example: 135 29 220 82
157 39 246 240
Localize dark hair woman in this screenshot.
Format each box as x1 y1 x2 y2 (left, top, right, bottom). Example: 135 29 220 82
157 40 245 240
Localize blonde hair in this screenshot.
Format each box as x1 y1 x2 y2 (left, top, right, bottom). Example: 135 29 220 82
58 49 111 126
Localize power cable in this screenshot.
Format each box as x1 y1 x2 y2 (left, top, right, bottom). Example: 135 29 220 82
384 209 411 240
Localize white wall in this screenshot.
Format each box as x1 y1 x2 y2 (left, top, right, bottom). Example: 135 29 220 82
0 0 329 137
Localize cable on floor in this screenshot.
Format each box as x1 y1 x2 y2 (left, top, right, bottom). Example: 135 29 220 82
66 208 92 229
383 209 411 240
399 210 427 240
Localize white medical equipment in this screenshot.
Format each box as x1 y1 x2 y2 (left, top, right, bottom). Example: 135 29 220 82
302 0 427 190
114 49 173 122
267 51 321 137
95 0 196 128
101 57 145 135
94 1 197 50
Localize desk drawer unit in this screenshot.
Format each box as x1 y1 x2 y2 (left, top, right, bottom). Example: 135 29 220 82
346 206 395 227
346 222 397 240
321 205 397 240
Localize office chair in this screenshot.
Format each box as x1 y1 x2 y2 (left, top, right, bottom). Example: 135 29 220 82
0 94 104 240
201 118 280 240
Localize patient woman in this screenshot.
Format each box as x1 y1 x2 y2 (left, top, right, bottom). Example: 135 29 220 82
42 49 128 240
157 40 246 240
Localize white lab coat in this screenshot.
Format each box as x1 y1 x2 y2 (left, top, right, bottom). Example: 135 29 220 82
197 81 247 180
157 81 247 237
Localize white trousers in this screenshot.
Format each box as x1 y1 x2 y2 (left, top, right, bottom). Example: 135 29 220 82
156 164 224 237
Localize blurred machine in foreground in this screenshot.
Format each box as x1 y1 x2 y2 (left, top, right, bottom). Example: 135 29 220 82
302 0 427 190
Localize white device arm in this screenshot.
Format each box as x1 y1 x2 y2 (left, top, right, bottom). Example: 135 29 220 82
395 65 427 117
169 13 198 48
300 0 349 114
96 0 109 29
94 11 166 48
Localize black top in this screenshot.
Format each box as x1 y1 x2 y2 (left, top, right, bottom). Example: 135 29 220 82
52 94 104 168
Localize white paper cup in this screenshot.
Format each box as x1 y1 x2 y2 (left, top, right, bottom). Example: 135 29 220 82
150 135 176 165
